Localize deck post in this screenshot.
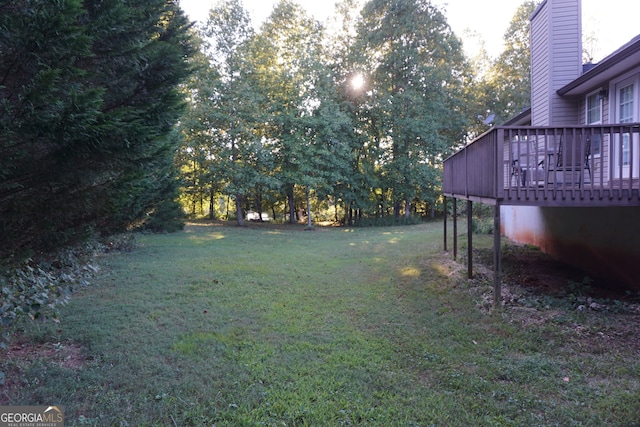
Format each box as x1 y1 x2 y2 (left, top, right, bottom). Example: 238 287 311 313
467 200 473 279
443 196 447 251
493 203 502 306
452 198 457 259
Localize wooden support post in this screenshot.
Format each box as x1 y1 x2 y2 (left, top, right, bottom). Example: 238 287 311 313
443 196 447 251
467 200 473 279
493 203 502 306
452 198 458 259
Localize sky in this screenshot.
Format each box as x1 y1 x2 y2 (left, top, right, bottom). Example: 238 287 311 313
180 0 640 61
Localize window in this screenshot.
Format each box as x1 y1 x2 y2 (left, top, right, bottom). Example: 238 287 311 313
619 84 634 165
586 92 601 156
619 84 634 123
587 92 601 123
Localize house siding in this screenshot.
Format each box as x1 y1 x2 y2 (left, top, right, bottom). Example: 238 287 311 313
531 1 550 125
530 0 582 126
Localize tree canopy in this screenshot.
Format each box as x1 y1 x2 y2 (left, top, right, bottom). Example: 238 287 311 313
476 1 538 126
180 0 475 225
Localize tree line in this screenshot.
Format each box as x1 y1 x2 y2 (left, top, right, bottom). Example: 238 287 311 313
0 0 536 258
178 0 536 226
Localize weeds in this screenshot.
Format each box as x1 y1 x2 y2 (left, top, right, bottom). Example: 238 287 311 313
0 247 102 343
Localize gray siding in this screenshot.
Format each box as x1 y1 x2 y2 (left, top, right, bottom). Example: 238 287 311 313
531 1 549 125
530 0 582 126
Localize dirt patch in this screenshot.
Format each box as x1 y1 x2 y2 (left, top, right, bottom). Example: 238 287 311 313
0 339 86 405
4 340 85 370
476 243 639 299
464 242 640 352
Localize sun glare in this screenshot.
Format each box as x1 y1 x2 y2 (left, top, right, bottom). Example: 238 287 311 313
351 73 365 91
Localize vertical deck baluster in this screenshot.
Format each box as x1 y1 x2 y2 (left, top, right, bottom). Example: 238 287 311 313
493 203 501 306
443 196 447 252
467 201 473 279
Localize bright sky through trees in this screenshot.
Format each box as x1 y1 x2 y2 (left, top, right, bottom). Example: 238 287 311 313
181 0 640 61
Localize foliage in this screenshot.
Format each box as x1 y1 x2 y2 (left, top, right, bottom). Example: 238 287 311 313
470 203 495 234
177 0 472 225
0 240 108 348
0 0 195 258
476 1 539 125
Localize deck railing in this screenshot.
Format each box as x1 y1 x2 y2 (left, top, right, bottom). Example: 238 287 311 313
443 125 640 206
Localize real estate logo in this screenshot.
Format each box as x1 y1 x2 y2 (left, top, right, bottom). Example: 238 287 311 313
0 406 64 427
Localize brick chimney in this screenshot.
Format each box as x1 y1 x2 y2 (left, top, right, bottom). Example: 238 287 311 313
530 0 582 126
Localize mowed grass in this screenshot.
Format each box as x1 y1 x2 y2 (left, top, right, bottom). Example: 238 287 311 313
3 221 640 426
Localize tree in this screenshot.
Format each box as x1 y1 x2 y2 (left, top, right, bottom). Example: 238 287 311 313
355 0 470 218
480 1 538 125
0 0 195 258
325 0 380 224
177 48 225 218
250 0 333 224
199 0 257 225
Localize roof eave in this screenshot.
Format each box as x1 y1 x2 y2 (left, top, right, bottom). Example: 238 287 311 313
558 35 640 97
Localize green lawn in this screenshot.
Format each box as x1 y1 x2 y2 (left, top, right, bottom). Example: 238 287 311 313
2 221 639 426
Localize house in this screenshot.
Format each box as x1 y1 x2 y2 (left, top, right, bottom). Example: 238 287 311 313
443 0 640 298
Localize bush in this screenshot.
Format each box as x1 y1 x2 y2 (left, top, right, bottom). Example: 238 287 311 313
472 217 494 234
471 204 495 234
0 242 105 347
139 198 185 233
353 215 422 227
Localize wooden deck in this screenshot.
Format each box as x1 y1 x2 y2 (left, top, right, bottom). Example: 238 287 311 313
442 125 640 305
443 125 640 207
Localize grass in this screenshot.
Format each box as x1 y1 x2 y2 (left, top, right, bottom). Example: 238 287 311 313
2 221 639 426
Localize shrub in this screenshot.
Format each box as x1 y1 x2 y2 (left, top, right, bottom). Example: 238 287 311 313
139 199 185 233
353 215 422 227
0 242 106 347
471 204 495 234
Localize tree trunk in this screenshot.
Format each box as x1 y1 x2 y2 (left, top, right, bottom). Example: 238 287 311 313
235 194 243 226
256 191 264 222
405 200 411 218
306 188 312 228
394 201 401 218
288 186 296 224
209 188 215 220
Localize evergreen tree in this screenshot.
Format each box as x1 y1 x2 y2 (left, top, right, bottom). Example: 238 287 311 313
0 0 195 258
